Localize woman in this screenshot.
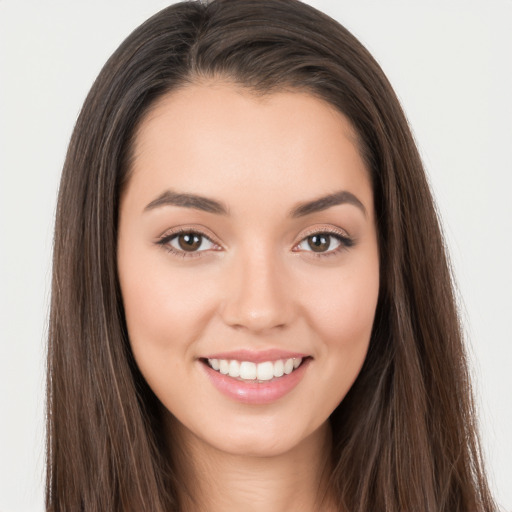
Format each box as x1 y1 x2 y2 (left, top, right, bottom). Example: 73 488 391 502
46 0 497 510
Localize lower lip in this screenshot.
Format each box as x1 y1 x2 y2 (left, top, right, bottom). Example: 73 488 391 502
201 358 311 405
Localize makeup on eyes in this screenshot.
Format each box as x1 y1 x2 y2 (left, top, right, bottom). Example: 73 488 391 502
155 223 355 259
292 224 355 256
155 226 222 259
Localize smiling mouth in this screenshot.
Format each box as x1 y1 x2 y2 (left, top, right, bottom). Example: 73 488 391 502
202 357 307 382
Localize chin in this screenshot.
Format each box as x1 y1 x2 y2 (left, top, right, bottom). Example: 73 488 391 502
213 430 301 458
180 411 329 460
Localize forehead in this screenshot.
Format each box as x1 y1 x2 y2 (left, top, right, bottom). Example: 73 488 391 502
127 82 373 217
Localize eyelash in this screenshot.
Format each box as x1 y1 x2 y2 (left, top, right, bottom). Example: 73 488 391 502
293 228 354 258
156 226 354 259
156 227 221 259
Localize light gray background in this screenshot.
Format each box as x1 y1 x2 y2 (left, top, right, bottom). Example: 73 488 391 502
1 1 511 510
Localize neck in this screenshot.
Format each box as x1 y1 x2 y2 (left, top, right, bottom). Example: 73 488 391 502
165 416 336 512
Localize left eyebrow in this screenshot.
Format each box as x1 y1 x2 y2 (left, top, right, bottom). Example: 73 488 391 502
144 189 228 215
290 190 367 218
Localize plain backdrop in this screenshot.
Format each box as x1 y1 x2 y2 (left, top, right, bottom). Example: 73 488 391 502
1 1 511 510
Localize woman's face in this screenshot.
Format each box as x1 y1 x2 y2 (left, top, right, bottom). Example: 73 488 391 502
117 83 379 457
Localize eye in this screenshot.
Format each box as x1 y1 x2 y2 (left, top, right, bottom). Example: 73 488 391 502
157 229 220 255
294 230 354 255
297 233 340 253
170 233 212 252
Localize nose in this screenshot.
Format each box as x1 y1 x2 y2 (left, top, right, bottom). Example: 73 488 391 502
219 249 294 334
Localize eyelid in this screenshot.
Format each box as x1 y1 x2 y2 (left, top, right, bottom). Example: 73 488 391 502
155 225 223 257
296 224 351 241
292 224 355 255
157 224 220 242
155 223 353 258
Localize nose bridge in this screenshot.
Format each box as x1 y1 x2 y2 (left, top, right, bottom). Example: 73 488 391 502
220 242 293 333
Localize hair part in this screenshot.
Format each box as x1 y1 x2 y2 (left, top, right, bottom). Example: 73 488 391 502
47 1 495 510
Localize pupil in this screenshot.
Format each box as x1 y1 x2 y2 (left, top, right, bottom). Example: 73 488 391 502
178 233 201 251
308 234 329 252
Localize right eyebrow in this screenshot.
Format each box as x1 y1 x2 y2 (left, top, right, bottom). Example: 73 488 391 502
290 190 367 218
144 189 229 215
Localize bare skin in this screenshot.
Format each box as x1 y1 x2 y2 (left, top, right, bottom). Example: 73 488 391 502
117 81 379 511
167 414 335 512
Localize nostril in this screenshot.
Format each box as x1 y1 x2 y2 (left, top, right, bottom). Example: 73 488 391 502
221 303 291 333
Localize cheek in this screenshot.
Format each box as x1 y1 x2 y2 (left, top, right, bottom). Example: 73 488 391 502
120 247 213 337
302 262 379 348
118 249 219 383
296 253 379 400
119 262 219 410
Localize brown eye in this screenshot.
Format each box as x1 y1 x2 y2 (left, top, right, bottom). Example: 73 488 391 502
307 234 331 252
295 231 350 255
177 233 203 251
158 230 218 256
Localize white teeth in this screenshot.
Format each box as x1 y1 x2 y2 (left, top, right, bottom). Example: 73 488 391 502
273 359 284 377
284 358 294 375
256 361 274 381
228 360 240 377
219 359 229 375
239 361 257 380
207 357 304 380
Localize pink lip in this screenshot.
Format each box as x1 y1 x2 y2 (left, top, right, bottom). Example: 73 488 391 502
200 357 311 405
203 349 309 363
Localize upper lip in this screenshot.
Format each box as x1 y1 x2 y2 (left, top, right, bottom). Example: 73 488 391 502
202 349 310 363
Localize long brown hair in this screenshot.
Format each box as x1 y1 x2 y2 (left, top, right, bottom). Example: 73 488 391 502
47 1 496 510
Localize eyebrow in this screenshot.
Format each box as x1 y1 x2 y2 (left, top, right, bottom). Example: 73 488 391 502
144 190 228 215
290 190 367 218
144 188 366 218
